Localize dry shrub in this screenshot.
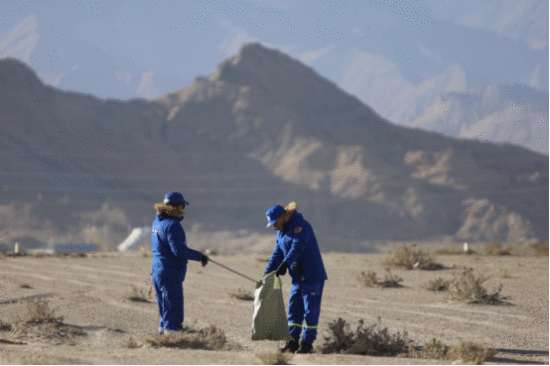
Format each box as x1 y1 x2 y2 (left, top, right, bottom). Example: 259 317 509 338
421 277 450 292
19 282 32 289
121 336 140 348
23 298 62 324
0 317 11 331
321 318 410 356
357 270 378 287
124 285 150 302
9 299 85 344
228 288 254 301
483 242 510 255
144 323 239 351
383 244 443 270
446 341 496 364
408 338 448 360
357 270 403 288
30 251 47 258
435 246 464 255
447 268 508 305
506 241 549 256
255 349 292 365
530 241 549 256
408 338 495 364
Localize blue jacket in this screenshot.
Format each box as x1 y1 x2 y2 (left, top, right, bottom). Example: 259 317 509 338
265 212 328 284
151 209 202 280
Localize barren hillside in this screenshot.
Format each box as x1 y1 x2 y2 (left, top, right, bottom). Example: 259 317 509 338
0 44 547 252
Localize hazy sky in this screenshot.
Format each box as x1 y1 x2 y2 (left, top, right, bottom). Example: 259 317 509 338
1 0 547 103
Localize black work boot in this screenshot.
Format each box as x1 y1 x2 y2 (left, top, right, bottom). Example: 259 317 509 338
296 340 313 354
280 338 299 353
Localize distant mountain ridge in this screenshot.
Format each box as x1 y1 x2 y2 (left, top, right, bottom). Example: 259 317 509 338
0 44 547 253
408 84 549 155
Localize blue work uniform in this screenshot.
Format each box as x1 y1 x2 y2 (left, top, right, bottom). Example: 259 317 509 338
151 212 202 331
265 211 328 344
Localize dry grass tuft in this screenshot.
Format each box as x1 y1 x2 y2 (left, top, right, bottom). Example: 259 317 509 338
22 298 63 324
124 285 150 302
121 336 140 348
228 288 254 301
321 318 410 356
0 317 11 331
529 241 549 256
356 270 378 287
9 299 85 344
483 242 510 256
408 338 495 364
446 341 496 364
421 277 450 292
357 269 403 288
383 244 443 270
446 268 508 305
144 323 239 351
255 349 292 365
408 338 448 360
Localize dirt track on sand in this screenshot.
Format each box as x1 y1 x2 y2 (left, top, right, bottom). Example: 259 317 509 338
0 251 547 364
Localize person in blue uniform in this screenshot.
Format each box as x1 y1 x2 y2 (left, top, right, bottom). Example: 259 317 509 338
264 201 328 354
151 191 209 335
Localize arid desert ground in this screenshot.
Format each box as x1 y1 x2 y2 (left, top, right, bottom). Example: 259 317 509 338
0 247 547 364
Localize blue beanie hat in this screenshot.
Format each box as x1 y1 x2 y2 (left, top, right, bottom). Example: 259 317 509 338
265 204 285 228
164 191 189 205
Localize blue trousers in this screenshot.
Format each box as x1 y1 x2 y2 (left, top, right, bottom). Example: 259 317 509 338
287 281 325 344
152 268 185 331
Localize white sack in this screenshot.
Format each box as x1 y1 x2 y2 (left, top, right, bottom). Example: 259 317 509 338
251 272 293 341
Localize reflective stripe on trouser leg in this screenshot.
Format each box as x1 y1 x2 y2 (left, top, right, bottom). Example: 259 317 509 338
287 281 325 343
302 282 324 344
287 283 304 340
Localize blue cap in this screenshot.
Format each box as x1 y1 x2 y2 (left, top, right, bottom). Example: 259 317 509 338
163 191 189 205
265 204 284 228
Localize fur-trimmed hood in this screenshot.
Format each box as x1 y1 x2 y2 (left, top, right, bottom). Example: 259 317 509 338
154 202 184 218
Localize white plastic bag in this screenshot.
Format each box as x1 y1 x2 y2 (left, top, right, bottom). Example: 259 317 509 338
251 272 293 341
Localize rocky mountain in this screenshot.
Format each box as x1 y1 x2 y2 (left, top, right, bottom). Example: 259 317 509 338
407 84 549 155
0 43 547 253
331 50 548 156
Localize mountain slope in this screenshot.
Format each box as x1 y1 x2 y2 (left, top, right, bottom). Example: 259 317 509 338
408 85 549 155
156 43 548 244
0 45 547 253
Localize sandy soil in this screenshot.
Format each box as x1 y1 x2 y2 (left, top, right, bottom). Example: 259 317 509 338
0 250 547 364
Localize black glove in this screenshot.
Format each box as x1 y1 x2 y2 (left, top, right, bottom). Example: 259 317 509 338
200 254 209 267
276 262 289 277
292 261 303 275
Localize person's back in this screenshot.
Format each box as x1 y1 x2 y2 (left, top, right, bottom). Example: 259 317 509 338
151 205 198 274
